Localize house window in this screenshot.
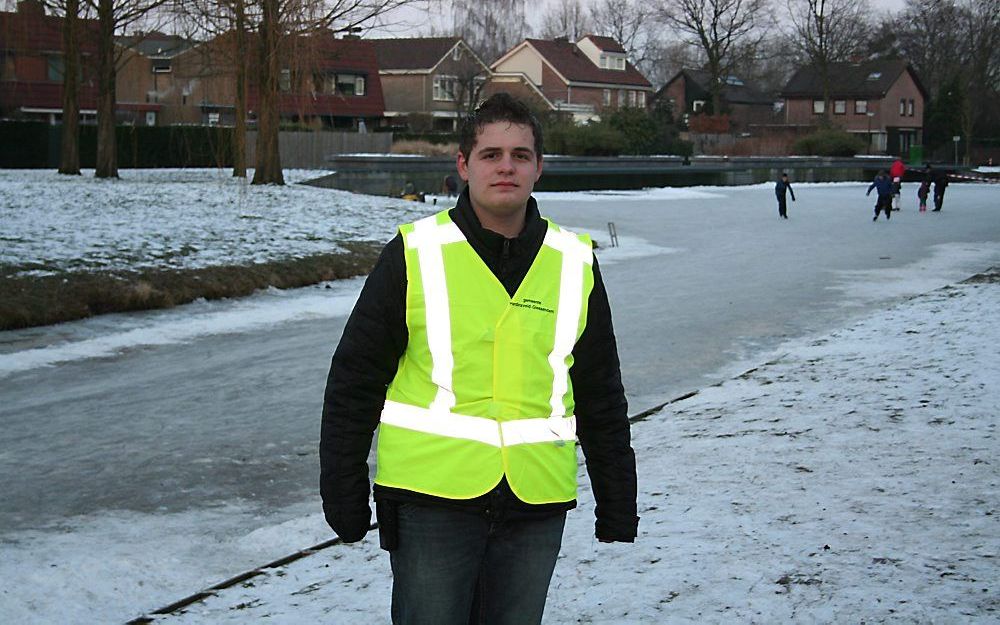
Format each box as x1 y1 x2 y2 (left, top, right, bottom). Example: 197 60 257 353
637 91 646 108
813 99 825 114
279 69 291 92
628 90 637 107
452 45 462 61
601 54 625 70
855 100 868 114
603 89 611 106
907 99 914 116
433 75 457 101
208 112 220 125
692 99 705 112
618 89 626 106
330 74 365 96
834 100 846 114
899 98 906 115
47 55 64 82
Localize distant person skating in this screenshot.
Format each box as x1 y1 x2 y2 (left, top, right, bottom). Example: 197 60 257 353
917 178 930 212
443 174 458 197
890 158 906 210
932 169 949 211
868 170 894 221
775 172 795 219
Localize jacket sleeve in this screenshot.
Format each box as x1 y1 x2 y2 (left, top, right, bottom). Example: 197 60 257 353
571 256 639 543
319 234 407 543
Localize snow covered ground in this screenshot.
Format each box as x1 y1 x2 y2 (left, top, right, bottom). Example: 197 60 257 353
135 271 1000 624
1 170 998 623
0 169 426 276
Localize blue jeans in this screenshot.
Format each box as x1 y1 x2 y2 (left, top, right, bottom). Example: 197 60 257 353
389 502 566 625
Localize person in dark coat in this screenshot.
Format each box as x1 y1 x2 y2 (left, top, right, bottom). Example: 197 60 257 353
775 172 795 219
867 170 894 221
319 93 638 625
932 169 949 211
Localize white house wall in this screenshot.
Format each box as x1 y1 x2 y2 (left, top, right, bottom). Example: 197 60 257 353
494 47 543 85
575 37 602 67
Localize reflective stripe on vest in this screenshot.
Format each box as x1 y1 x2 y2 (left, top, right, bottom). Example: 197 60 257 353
375 210 594 503
380 399 578 447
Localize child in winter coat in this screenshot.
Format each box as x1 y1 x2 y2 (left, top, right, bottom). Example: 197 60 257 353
867 170 894 221
917 179 930 212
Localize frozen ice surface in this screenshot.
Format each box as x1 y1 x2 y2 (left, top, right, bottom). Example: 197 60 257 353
1 172 998 623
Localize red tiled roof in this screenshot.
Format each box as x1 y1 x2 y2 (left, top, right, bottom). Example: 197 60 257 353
521 38 650 88
781 60 926 99
371 37 461 71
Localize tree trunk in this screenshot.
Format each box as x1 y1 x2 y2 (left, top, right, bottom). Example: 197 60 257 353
252 0 284 185
95 0 118 178
232 0 247 178
59 0 81 175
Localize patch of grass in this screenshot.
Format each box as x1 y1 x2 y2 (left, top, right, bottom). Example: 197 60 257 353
0 242 381 330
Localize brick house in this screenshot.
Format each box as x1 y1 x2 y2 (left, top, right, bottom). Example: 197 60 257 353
489 35 653 122
655 68 777 132
0 0 173 126
158 32 384 130
0 0 99 123
780 60 927 156
371 37 489 131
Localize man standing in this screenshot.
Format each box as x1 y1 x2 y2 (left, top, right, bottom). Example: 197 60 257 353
320 93 638 625
775 172 795 219
932 168 949 211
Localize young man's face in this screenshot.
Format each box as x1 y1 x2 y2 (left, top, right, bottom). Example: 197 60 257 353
456 121 543 221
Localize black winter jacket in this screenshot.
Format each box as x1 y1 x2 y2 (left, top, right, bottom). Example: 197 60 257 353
319 189 639 543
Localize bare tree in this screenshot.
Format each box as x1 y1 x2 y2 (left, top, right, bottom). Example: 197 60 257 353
589 0 650 64
956 0 1000 163
871 0 962 96
84 0 171 178
656 0 770 114
884 0 1000 162
538 0 591 41
439 0 527 65
786 0 871 120
176 0 256 177
50 0 87 174
250 0 416 185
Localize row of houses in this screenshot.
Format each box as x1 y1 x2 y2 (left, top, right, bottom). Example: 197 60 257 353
2 0 926 156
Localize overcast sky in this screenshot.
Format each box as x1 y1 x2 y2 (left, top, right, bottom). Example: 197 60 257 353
369 0 909 39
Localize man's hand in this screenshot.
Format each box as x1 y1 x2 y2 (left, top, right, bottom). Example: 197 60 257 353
324 502 373 543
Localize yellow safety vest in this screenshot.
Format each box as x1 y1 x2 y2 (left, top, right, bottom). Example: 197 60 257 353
374 209 595 504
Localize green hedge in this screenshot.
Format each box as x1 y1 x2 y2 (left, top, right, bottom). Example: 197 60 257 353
0 122 235 168
792 128 866 157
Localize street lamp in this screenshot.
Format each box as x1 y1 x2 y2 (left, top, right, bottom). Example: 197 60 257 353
867 111 876 154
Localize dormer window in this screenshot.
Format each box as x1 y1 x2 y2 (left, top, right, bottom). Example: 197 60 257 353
599 53 626 71
867 72 882 81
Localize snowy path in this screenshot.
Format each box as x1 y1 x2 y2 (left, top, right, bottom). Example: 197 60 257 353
141 275 999 624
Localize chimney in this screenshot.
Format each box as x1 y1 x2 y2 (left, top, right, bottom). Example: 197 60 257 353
17 0 46 16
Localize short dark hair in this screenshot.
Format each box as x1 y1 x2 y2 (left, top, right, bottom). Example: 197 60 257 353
458 93 543 160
